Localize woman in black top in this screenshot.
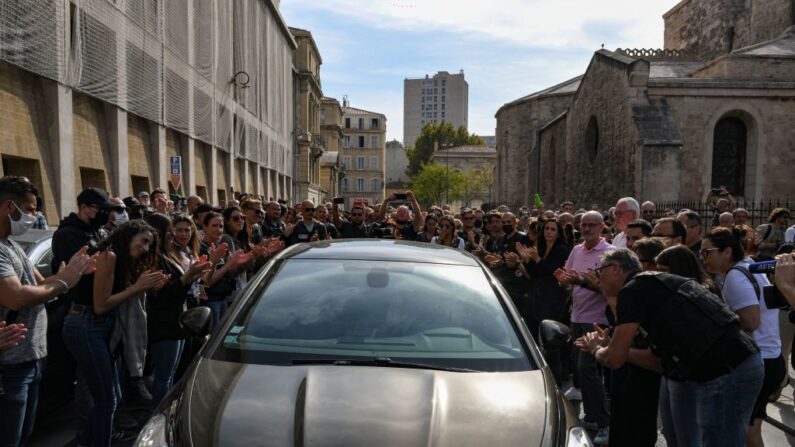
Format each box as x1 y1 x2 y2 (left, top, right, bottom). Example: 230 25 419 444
144 214 211 407
62 221 166 447
415 213 438 243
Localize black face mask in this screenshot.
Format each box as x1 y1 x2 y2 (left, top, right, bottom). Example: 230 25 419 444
395 219 409 226
502 225 515 234
474 219 483 228
90 208 111 229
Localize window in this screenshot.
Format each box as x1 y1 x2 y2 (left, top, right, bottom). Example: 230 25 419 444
343 136 351 148
342 178 349 191
371 118 379 128
442 79 446 86
442 88 445 94
434 112 437 118
434 80 437 86
342 156 351 169
371 178 379 192
370 135 378 148
434 96 437 102
358 118 364 130
358 136 365 148
434 104 437 110
441 112 445 118
345 118 351 128
421 105 424 111
357 157 366 170
434 88 437 94
442 96 445 102
442 104 445 110
356 178 365 192
712 116 748 195
370 157 378 169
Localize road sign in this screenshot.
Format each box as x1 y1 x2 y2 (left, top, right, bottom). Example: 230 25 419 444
170 156 182 192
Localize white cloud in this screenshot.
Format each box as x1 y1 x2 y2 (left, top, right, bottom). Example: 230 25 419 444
283 0 676 50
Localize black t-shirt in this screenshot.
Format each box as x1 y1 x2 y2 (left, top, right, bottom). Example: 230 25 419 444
261 218 285 238
286 220 327 246
324 222 339 239
616 275 758 381
394 221 417 241
338 221 372 239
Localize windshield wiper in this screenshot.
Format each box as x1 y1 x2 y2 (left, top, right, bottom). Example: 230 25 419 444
291 357 477 373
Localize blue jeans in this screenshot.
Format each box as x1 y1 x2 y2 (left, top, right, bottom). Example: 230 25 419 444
150 339 185 406
659 377 700 447
206 301 228 330
62 308 121 447
695 352 764 447
0 358 44 447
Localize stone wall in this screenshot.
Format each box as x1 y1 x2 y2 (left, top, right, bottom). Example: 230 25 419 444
560 52 644 207
495 94 573 204
659 93 795 200
127 114 153 193
73 93 113 193
537 115 568 207
664 0 792 60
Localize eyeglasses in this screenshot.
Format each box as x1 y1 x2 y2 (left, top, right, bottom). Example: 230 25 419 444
230 215 243 222
303 208 315 213
440 224 453 229
593 263 615 278
700 248 719 258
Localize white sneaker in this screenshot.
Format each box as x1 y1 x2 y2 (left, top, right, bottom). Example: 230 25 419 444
593 427 609 445
564 387 582 401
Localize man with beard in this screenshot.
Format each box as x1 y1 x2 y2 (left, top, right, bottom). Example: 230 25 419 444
332 202 372 238
374 191 423 240
458 208 482 252
261 201 286 238
483 213 531 317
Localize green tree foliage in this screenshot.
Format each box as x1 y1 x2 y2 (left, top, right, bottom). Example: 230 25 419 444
405 122 484 177
411 163 467 207
460 167 495 206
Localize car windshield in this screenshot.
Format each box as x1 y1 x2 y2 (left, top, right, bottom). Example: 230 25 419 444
212 259 533 372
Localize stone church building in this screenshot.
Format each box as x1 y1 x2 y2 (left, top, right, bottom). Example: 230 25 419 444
495 0 795 208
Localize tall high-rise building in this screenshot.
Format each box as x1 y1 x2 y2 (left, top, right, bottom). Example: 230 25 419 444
403 70 468 148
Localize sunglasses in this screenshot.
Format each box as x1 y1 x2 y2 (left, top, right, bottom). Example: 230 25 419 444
593 263 615 278
303 208 315 213
230 215 243 222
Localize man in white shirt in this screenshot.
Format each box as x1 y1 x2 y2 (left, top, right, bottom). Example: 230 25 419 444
611 197 639 249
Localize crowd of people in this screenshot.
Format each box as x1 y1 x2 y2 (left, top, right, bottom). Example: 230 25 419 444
1 174 794 446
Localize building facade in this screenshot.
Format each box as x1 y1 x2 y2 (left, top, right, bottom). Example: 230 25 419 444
495 0 795 208
340 102 386 209
0 0 295 224
384 139 409 198
319 96 344 202
430 145 496 210
403 70 468 148
290 27 324 204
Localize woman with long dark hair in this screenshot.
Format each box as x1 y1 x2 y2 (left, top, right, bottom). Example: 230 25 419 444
431 215 464 249
62 221 167 447
702 227 780 447
415 213 438 243
519 219 571 383
144 214 211 407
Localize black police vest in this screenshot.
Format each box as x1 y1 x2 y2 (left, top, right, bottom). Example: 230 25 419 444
632 272 739 381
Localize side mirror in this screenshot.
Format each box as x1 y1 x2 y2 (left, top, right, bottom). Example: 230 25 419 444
180 307 212 338
539 319 571 350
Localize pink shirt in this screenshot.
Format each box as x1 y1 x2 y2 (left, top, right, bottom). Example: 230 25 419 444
565 238 614 325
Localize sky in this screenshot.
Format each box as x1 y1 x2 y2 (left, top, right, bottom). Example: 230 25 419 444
281 0 680 144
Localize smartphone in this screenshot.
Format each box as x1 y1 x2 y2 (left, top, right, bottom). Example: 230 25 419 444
332 197 345 205
394 193 408 200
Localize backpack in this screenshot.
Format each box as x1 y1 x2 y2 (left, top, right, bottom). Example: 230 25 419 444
632 272 740 381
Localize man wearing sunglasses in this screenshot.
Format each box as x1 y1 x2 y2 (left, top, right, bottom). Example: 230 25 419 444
283 200 327 246
331 201 371 239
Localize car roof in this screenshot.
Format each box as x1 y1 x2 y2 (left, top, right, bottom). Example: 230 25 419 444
286 239 481 266
9 229 54 245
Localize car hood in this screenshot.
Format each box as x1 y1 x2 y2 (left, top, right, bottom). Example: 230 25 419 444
181 358 549 447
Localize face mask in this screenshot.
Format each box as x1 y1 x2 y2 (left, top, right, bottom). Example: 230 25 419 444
89 208 111 229
474 219 483 228
502 225 515 234
9 202 36 236
395 219 409 226
113 211 129 226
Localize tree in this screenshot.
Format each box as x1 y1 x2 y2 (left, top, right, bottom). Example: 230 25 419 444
460 167 495 207
411 163 466 207
405 122 484 178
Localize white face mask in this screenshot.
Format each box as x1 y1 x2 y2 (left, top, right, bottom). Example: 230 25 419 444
9 201 36 236
113 211 129 226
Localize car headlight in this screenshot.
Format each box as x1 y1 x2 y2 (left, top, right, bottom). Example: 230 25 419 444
135 414 168 447
566 427 593 447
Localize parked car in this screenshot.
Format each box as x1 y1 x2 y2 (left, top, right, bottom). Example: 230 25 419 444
9 229 74 417
136 239 591 447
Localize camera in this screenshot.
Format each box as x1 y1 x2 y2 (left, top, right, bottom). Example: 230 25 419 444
371 223 394 238
764 285 790 310
332 197 345 205
394 193 408 200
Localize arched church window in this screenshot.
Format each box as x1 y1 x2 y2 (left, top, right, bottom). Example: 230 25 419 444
584 116 599 164
711 116 747 196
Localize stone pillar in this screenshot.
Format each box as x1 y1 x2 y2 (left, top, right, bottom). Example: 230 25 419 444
264 169 272 200
43 80 75 218
208 146 218 205
240 158 249 195
104 105 129 198
227 151 235 198
254 165 262 196
150 124 168 190
185 138 196 196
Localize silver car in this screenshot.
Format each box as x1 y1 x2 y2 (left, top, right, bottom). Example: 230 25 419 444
136 240 590 447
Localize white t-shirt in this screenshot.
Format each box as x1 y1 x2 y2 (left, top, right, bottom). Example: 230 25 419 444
785 225 795 243
722 258 780 359
612 231 627 249
430 236 465 250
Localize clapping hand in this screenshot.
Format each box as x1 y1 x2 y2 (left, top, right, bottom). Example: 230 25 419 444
0 321 27 351
134 269 169 293
484 254 503 269
515 243 540 263
553 268 579 286
574 324 610 353
207 242 229 265
227 249 254 267
504 252 520 268
57 246 96 288
181 256 213 285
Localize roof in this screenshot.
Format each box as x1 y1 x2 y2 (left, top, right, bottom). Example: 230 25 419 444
649 61 704 78
321 96 340 104
434 145 496 155
497 75 582 114
342 106 386 118
284 239 481 266
733 26 795 57
289 27 322 65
